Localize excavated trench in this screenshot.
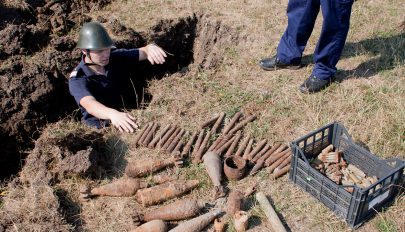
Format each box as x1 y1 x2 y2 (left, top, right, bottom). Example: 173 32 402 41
0 1 240 230
0 0 239 184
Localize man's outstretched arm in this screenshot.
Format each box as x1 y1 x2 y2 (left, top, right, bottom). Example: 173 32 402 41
80 96 137 133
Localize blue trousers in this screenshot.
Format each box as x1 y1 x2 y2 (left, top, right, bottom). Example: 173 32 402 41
277 0 354 80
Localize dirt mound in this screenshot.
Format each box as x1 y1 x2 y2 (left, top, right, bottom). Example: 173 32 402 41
1 0 240 184
0 0 112 180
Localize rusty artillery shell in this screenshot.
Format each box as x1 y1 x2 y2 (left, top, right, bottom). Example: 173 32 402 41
215 136 236 155
252 143 271 163
201 115 220 129
125 156 181 178
90 178 148 197
272 164 291 179
211 112 226 134
168 209 223 232
224 156 247 181
167 129 185 153
143 198 205 221
242 139 254 160
193 131 211 164
162 127 181 150
225 131 242 157
249 143 281 175
227 190 243 215
214 218 226 232
181 130 199 157
228 115 257 135
209 133 232 151
193 129 205 153
275 152 292 170
139 123 153 145
321 144 334 155
134 124 150 146
136 180 199 206
234 134 250 157
203 151 223 187
268 150 291 173
243 184 257 197
172 139 184 155
222 111 242 135
131 220 167 232
233 211 249 232
264 145 289 167
148 124 171 148
143 123 159 146
158 126 176 148
247 139 267 161
150 174 174 185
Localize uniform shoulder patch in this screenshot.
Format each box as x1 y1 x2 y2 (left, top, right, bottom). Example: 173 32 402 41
69 70 78 78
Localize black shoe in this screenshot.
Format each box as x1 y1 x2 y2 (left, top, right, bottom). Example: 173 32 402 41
299 75 335 93
259 55 301 70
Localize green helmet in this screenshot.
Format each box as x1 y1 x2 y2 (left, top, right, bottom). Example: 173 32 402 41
76 22 114 50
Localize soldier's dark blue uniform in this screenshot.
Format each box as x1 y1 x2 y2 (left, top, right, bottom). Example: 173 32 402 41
277 0 354 80
69 49 139 128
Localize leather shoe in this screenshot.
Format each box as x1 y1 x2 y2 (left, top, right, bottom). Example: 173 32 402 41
299 75 335 93
259 55 301 70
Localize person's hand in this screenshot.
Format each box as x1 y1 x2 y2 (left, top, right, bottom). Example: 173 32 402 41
109 111 138 133
145 43 167 65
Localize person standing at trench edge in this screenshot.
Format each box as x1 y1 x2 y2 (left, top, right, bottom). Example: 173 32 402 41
259 0 354 93
69 22 167 132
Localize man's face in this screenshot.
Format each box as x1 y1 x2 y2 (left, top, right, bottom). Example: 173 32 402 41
83 48 111 66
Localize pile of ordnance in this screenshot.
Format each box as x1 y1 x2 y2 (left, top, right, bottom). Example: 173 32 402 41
310 144 380 193
80 111 294 231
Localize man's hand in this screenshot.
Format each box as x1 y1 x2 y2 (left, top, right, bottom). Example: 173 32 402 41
109 111 138 133
139 43 167 64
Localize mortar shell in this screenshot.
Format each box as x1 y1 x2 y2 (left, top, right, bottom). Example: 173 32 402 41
168 209 223 232
228 115 257 135
143 198 205 221
136 180 199 206
225 131 242 157
90 178 147 197
242 139 254 160
148 124 171 148
201 115 220 129
131 220 168 232
125 157 179 178
226 190 243 215
234 134 251 157
167 129 185 153
181 130 199 157
222 111 242 135
203 151 223 187
210 112 226 134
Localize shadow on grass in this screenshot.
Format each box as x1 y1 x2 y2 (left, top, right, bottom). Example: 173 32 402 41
243 195 293 232
301 32 405 81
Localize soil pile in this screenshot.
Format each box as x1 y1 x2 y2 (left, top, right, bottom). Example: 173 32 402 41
0 0 239 180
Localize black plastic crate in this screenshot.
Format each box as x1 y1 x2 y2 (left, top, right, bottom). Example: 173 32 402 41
289 122 405 228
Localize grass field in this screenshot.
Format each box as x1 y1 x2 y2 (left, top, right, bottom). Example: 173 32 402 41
2 0 404 231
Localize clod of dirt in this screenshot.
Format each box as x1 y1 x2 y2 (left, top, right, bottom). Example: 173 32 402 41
51 36 76 51
20 130 106 185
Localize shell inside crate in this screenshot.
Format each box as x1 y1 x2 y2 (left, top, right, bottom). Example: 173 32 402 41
289 122 405 228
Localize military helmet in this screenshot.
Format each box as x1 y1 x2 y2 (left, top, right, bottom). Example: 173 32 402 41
76 22 114 50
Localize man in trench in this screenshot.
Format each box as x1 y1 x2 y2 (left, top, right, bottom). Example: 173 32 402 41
69 22 167 132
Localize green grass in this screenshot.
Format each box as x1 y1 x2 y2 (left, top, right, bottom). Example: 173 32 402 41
375 217 398 232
